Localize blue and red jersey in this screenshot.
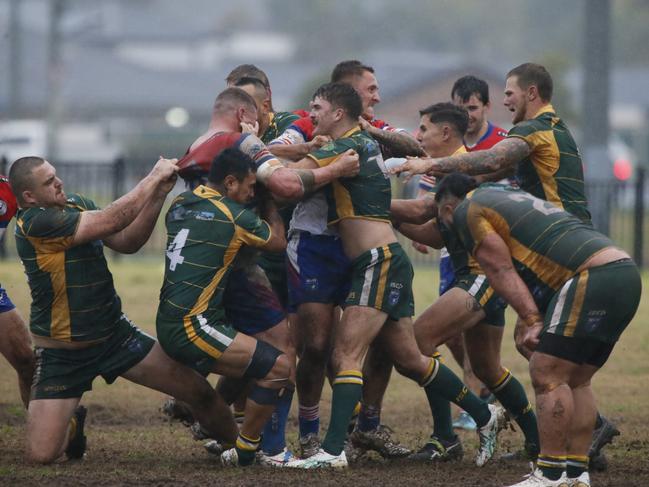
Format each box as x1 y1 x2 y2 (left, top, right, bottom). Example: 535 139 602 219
466 121 507 152
0 176 18 239
177 132 275 183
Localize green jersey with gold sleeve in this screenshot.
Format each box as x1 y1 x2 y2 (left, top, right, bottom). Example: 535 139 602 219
15 194 122 342
453 185 613 311
261 111 300 145
307 126 390 224
158 185 272 324
507 104 591 223
437 219 481 276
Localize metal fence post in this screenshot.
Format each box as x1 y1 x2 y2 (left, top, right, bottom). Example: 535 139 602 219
113 156 125 202
634 167 645 268
0 157 7 259
111 157 125 260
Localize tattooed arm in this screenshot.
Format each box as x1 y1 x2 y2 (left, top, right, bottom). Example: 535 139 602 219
392 137 531 176
360 118 426 157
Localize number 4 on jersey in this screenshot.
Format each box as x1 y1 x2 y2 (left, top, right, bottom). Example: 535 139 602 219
167 228 189 271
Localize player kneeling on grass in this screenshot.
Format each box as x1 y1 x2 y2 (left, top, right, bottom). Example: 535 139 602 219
156 148 294 467
9 156 239 464
434 174 641 487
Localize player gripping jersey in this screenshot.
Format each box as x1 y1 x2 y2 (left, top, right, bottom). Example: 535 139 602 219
157 185 274 374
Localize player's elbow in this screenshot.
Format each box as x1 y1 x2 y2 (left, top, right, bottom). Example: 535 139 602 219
264 234 287 253
412 200 436 223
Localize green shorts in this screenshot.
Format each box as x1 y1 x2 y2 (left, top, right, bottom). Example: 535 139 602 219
31 315 155 400
345 242 415 321
453 273 507 327
542 259 641 343
157 311 239 376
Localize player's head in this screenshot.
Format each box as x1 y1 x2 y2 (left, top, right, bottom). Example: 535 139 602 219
417 103 468 157
226 64 270 89
505 63 553 124
331 60 380 120
9 156 66 208
235 77 272 134
212 87 258 131
225 64 274 111
208 148 257 204
434 172 478 227
310 82 363 137
451 75 491 137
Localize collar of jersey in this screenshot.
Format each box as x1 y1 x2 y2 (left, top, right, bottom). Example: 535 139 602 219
342 125 362 138
194 185 222 199
267 111 276 130
532 104 555 119
453 145 467 156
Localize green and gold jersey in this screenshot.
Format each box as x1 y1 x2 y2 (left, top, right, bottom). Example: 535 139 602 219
158 185 272 324
308 126 390 225
437 219 480 276
507 104 591 223
453 185 613 310
15 194 122 342
261 111 300 145
260 111 301 231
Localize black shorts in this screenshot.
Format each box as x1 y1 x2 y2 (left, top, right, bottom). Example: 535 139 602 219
536 333 614 368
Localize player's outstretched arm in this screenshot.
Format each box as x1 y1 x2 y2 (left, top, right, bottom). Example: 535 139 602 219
360 119 425 158
268 135 332 162
73 158 178 247
262 149 359 200
391 138 531 177
103 165 178 254
395 219 444 249
390 197 437 224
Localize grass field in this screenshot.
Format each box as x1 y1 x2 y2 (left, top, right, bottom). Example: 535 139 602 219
0 258 648 486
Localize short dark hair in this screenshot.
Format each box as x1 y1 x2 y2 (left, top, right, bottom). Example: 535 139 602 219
313 82 363 121
208 148 256 185
9 156 46 205
451 75 490 104
330 60 374 83
234 77 269 103
234 76 268 92
506 63 553 102
419 102 469 137
434 173 479 204
225 64 269 88
212 87 257 115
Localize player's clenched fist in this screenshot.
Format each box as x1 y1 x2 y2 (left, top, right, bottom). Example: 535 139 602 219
331 149 360 178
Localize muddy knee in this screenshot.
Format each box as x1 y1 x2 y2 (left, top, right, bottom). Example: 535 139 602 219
25 441 62 464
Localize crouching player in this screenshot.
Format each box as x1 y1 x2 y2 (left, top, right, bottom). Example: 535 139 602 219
156 149 295 467
434 174 641 487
